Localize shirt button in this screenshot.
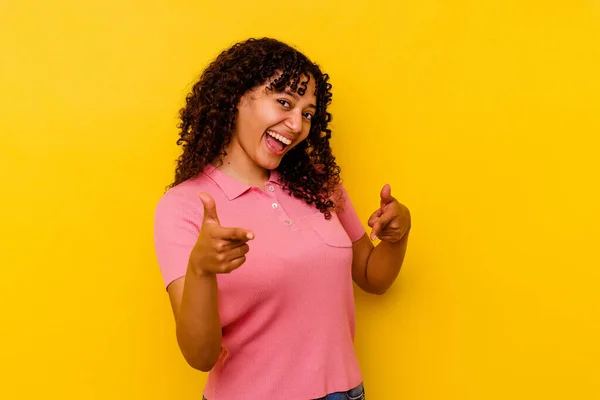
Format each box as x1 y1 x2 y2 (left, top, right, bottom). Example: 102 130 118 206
285 220 292 226
268 186 275 192
272 203 279 209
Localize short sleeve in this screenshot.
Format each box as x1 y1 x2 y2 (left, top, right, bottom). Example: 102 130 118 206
335 184 366 243
153 190 203 289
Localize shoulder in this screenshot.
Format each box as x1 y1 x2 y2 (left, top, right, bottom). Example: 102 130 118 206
330 182 350 213
331 181 366 242
154 172 222 221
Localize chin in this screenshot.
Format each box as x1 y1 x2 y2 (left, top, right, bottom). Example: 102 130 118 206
256 148 287 171
259 158 282 171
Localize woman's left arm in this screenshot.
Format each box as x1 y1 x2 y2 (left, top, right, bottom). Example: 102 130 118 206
351 184 411 295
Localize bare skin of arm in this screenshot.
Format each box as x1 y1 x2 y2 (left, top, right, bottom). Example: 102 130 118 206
167 192 254 372
351 184 411 295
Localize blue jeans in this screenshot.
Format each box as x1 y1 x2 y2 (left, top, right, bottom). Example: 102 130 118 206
202 382 365 399
313 382 365 400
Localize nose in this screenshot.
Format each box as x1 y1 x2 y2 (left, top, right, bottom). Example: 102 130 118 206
284 109 303 134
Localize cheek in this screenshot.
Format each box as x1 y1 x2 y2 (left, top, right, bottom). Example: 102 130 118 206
237 109 265 139
301 125 313 141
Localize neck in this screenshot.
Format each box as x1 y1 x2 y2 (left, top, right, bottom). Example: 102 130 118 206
215 137 270 187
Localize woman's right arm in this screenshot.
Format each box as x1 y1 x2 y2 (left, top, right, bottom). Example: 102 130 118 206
164 192 254 372
167 268 222 372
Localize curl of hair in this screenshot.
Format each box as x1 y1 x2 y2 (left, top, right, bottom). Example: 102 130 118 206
169 37 341 219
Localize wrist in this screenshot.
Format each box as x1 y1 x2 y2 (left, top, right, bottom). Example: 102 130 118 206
188 257 215 279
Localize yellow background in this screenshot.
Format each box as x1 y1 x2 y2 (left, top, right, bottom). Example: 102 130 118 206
1 0 599 398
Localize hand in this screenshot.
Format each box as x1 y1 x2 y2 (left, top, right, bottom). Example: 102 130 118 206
368 184 411 243
189 192 255 275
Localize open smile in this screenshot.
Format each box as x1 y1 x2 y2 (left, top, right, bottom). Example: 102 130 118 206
264 130 292 155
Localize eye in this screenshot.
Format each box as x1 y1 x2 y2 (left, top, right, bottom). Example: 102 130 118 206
303 112 314 121
277 99 291 108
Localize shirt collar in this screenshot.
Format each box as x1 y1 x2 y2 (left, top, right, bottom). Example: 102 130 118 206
203 164 282 200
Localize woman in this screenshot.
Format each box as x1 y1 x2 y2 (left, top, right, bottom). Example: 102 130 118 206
154 37 411 399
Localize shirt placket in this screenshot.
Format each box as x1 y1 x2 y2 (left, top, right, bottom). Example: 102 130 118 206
264 183 298 231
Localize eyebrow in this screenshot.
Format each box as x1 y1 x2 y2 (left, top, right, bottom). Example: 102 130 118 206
285 90 317 110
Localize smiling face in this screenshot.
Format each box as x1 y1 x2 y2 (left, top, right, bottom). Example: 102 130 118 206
229 74 317 174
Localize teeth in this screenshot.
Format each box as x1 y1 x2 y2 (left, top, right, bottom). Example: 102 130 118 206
267 130 292 146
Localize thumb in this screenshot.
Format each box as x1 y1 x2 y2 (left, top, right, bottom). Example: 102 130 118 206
198 192 220 225
380 184 392 209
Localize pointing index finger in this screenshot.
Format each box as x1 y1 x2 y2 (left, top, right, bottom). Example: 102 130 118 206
216 226 255 242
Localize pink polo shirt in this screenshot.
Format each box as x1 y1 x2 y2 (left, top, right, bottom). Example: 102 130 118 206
154 164 366 399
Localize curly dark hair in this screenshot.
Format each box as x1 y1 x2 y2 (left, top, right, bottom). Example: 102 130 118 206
169 37 342 219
